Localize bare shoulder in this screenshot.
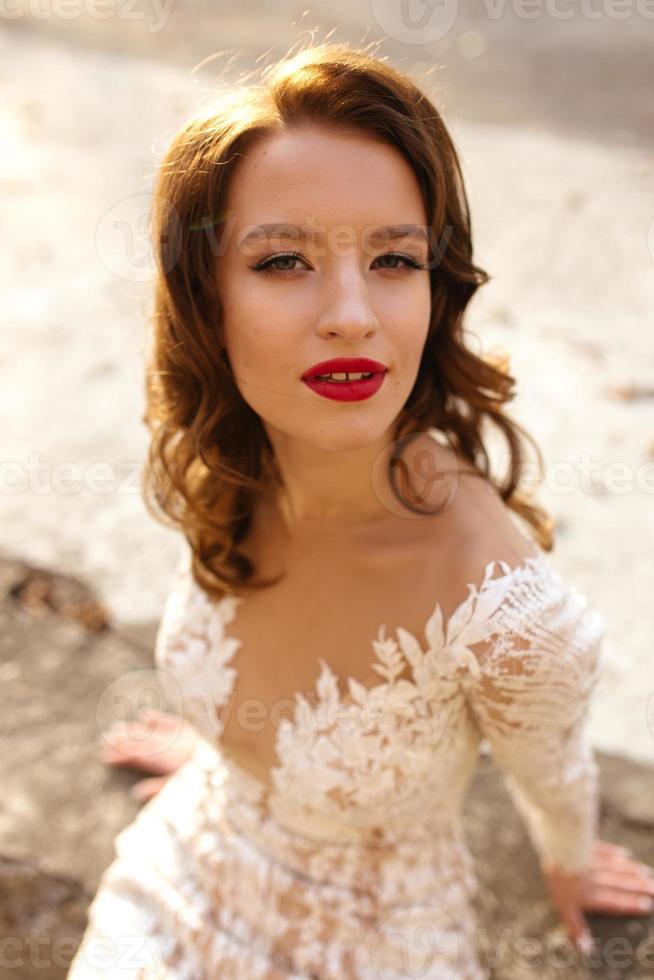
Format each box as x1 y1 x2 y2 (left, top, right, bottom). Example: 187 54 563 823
451 468 541 579
419 433 541 578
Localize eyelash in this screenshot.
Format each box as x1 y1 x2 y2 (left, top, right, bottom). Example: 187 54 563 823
250 251 427 273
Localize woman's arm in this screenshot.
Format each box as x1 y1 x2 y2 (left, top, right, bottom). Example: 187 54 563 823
458 559 654 951
465 588 603 876
99 545 204 800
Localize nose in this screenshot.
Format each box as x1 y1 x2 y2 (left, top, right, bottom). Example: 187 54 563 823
314 266 380 341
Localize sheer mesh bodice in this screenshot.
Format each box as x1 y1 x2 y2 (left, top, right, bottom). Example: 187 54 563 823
67 541 605 979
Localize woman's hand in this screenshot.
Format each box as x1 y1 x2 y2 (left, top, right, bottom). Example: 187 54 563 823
542 839 654 954
99 708 200 803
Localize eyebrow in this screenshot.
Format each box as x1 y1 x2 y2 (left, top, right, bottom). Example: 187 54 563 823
240 223 430 246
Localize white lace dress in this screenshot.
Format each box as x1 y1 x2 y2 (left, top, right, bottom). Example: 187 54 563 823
67 541 605 979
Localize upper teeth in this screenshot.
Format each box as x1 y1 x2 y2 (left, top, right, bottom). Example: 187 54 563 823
314 372 374 381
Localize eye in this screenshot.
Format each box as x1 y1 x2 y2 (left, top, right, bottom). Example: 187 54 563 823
251 251 308 273
250 250 427 274
373 252 426 271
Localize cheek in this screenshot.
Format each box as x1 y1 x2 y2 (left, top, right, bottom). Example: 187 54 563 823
220 286 264 367
383 289 432 355
224 312 291 383
225 284 309 367
380 274 431 314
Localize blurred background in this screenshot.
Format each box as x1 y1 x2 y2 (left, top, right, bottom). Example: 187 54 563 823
1 4 653 973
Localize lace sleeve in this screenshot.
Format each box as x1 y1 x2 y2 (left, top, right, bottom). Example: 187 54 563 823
459 558 606 874
153 543 240 744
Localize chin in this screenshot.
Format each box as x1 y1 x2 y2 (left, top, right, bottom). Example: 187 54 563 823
295 416 398 453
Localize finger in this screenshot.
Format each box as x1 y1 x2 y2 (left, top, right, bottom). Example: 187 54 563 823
551 895 588 947
102 725 157 745
100 737 169 760
102 722 186 748
100 745 177 775
104 719 177 740
593 851 651 870
589 870 654 896
129 776 170 803
100 744 136 766
583 886 654 916
593 853 654 881
101 731 178 753
612 857 654 879
105 709 183 733
138 709 182 730
594 840 632 858
562 907 589 947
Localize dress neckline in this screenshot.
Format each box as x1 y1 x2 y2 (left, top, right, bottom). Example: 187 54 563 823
186 545 554 796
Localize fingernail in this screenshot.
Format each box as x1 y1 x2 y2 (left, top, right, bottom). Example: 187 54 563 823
577 932 593 956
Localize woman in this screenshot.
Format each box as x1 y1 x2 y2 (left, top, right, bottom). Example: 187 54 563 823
69 41 653 979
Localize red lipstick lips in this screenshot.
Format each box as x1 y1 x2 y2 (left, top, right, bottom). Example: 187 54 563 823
301 358 388 403
302 357 388 380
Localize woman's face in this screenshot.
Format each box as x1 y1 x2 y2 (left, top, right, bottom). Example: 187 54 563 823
214 124 432 451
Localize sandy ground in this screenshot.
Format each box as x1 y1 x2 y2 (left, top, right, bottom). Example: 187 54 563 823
1 11 653 766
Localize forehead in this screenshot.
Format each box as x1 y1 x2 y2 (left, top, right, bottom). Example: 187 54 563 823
224 125 427 232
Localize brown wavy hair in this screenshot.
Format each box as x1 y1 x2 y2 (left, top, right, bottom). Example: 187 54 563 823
142 41 555 600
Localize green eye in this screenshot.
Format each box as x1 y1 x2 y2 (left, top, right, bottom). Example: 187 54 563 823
250 251 426 273
251 252 306 273
374 253 426 270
